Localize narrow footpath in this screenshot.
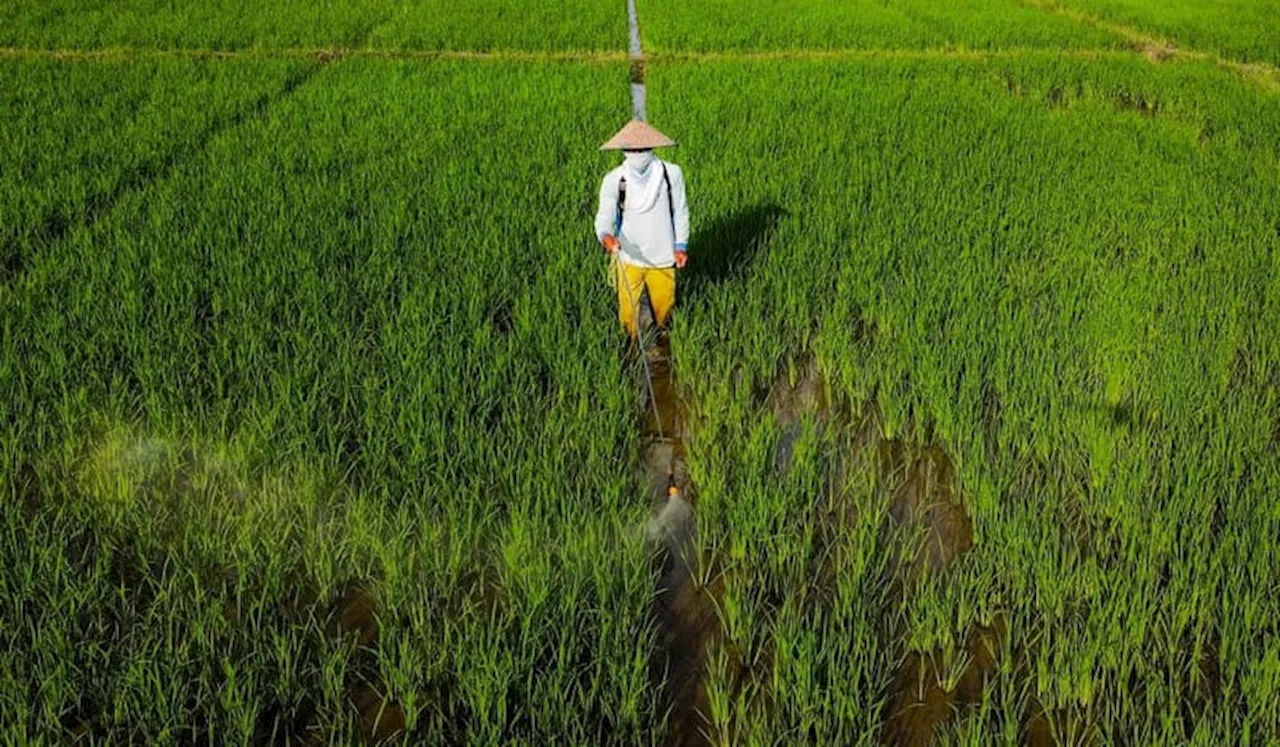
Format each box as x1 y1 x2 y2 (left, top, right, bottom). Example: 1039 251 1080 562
618 3 714 745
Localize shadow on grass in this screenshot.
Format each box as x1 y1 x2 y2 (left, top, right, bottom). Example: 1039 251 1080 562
681 203 786 301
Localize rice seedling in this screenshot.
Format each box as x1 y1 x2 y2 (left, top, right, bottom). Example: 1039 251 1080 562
1 57 673 743
654 52 1280 743
0 0 626 53
0 56 310 283
3 0 1279 742
0 0 395 51
638 0 1124 53
367 0 626 52
1039 0 1280 66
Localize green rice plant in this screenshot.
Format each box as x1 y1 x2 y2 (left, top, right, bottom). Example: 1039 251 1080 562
0 57 311 284
0 58 667 743
0 0 396 50
639 0 1124 52
0 0 627 52
656 53 1280 742
368 0 626 52
1045 0 1280 66
3 5 1279 742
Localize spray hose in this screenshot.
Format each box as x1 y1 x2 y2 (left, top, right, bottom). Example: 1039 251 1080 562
608 252 678 488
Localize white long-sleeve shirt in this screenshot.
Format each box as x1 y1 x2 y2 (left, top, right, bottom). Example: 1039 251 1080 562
594 160 690 268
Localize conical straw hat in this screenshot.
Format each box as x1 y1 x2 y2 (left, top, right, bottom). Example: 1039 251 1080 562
600 119 677 150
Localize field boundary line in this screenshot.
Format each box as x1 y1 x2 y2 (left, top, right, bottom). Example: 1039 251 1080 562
657 47 1137 62
0 45 1171 64
0 45 1131 63
1016 0 1280 90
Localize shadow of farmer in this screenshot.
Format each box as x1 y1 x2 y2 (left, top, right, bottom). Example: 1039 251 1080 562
682 203 786 301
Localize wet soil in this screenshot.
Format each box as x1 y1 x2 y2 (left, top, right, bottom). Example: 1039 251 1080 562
288 581 405 746
878 439 974 578
761 356 974 579
1024 700 1100 747
761 356 987 746
654 556 722 747
881 617 1004 746
635 330 721 747
639 339 690 498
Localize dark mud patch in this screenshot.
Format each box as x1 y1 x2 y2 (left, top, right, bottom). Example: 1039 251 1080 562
347 681 407 746
764 353 838 475
757 355 981 744
486 298 513 336
13 459 46 516
62 699 102 745
767 354 829 429
653 555 722 747
1024 699 1099 747
329 580 379 649
765 356 973 581
2 241 31 284
637 333 690 499
632 328 721 746
878 439 974 578
282 579 406 746
1184 630 1222 731
257 695 321 745
882 617 1005 746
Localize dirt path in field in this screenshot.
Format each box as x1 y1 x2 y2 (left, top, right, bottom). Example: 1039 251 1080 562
626 0 648 120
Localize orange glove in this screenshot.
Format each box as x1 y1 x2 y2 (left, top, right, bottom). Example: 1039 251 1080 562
674 250 688 269
601 235 619 254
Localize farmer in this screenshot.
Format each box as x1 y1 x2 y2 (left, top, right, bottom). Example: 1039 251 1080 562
594 120 690 340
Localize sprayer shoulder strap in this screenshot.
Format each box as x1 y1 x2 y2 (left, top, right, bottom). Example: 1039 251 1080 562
663 164 673 229
615 175 626 233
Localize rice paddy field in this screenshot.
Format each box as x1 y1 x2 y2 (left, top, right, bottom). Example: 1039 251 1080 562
2 1 1279 745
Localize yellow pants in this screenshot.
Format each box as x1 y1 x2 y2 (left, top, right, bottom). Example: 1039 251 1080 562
616 262 675 338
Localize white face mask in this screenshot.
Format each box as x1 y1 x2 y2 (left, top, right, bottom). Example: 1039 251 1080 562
624 150 655 174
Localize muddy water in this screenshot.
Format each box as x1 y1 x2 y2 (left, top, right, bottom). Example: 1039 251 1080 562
291 582 405 746
636 333 720 747
881 617 1003 746
641 336 988 747
764 357 974 575
617 0 707 734
878 439 974 578
761 358 995 746
868 426 985 746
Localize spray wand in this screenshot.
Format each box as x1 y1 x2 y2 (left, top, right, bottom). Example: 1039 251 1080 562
610 251 680 498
